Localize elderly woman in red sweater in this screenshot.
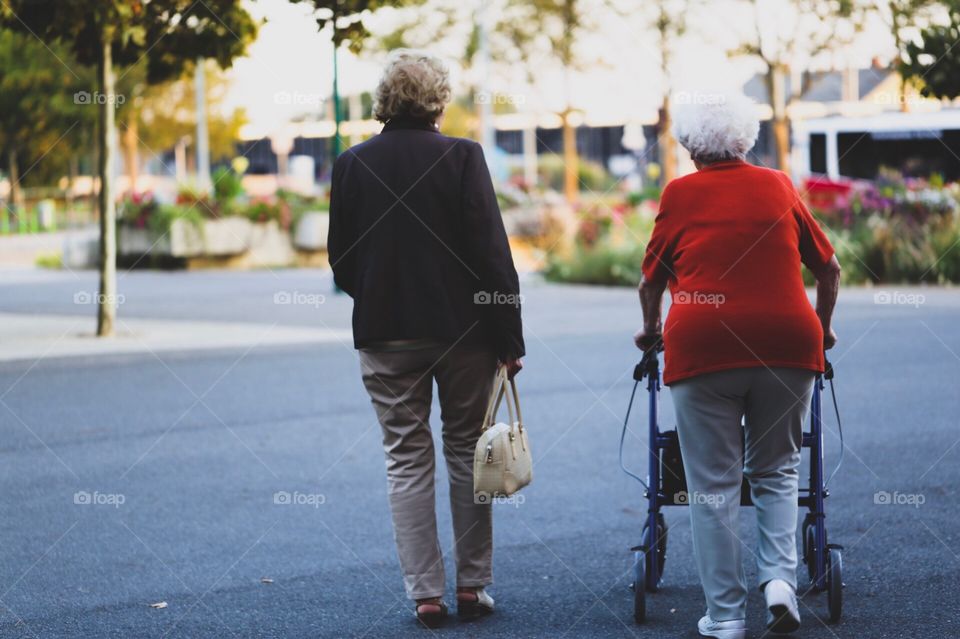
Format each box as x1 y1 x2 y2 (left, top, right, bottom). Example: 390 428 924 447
635 93 841 639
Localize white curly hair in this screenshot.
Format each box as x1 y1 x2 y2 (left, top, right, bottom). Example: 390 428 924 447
672 92 760 164
373 49 452 123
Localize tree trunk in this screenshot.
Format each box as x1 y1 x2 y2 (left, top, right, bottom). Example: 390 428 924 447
67 154 78 226
122 121 139 195
658 96 676 185
97 29 117 337
7 148 24 228
766 66 791 177
561 109 578 204
771 116 791 175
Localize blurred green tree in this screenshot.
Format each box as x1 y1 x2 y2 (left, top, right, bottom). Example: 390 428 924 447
900 1 960 100
0 30 93 224
877 0 940 110
0 0 257 336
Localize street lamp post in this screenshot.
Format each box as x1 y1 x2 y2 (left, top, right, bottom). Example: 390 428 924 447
331 37 342 164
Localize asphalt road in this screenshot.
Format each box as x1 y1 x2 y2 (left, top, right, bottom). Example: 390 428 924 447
0 269 958 638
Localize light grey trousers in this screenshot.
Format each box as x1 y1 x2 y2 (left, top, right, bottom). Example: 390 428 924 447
359 343 498 600
670 366 815 621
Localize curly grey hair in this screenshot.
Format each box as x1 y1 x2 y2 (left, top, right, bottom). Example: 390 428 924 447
373 49 452 123
672 92 759 164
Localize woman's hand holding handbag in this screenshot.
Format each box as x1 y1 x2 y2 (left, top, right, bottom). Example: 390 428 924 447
473 366 532 500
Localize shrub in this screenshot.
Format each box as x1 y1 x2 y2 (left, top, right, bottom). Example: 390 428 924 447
537 154 617 193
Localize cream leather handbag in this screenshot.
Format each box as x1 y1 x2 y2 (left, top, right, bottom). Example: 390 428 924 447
473 367 532 500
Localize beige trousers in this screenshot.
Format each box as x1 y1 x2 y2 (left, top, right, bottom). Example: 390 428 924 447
359 343 498 600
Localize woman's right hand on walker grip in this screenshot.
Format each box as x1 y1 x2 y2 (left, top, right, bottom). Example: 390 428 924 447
823 327 838 350
634 328 663 352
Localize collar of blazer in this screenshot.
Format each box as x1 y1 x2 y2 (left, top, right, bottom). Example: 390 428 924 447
381 116 441 134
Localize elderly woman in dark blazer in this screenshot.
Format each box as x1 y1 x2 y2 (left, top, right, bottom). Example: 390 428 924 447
327 49 524 626
635 94 841 639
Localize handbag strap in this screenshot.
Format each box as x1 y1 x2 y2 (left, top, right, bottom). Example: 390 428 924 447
508 377 523 431
481 367 507 431
481 366 519 431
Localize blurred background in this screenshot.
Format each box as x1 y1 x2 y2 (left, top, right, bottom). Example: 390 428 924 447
2 0 960 308
2 4 960 638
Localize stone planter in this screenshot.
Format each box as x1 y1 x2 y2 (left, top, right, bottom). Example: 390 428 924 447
247 220 295 267
199 217 252 256
119 217 253 258
293 211 329 251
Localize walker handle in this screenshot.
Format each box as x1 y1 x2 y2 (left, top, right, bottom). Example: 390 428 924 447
634 343 662 381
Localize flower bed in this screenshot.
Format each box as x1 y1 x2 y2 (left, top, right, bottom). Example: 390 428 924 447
543 170 960 286
115 170 331 267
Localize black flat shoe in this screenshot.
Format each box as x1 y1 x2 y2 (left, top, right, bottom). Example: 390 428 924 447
457 588 495 620
415 598 448 628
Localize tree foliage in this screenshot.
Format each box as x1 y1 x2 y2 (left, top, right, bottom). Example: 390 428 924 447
292 0 423 52
0 30 94 188
901 1 960 100
1 1 257 83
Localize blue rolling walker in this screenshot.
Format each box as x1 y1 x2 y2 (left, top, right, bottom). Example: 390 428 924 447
621 349 844 624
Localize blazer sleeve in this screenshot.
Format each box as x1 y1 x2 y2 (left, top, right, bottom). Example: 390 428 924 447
327 154 356 297
460 142 525 360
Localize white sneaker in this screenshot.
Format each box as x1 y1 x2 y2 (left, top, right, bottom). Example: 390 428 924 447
764 579 801 634
697 614 746 639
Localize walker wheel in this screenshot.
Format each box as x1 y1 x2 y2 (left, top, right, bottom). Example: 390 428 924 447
827 546 843 622
642 514 668 592
803 521 827 585
631 550 646 623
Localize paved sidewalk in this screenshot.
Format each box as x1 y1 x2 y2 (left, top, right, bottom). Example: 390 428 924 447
0 312 351 363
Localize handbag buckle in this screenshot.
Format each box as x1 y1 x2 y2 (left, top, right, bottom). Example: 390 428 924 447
485 443 494 463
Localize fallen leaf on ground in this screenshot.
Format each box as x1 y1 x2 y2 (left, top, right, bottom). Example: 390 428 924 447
260 578 274 584
150 602 168 609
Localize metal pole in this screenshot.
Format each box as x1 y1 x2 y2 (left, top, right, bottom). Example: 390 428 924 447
331 39 342 162
195 57 211 192
476 0 495 161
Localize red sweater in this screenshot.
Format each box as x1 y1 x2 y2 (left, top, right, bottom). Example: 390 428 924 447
642 160 835 385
